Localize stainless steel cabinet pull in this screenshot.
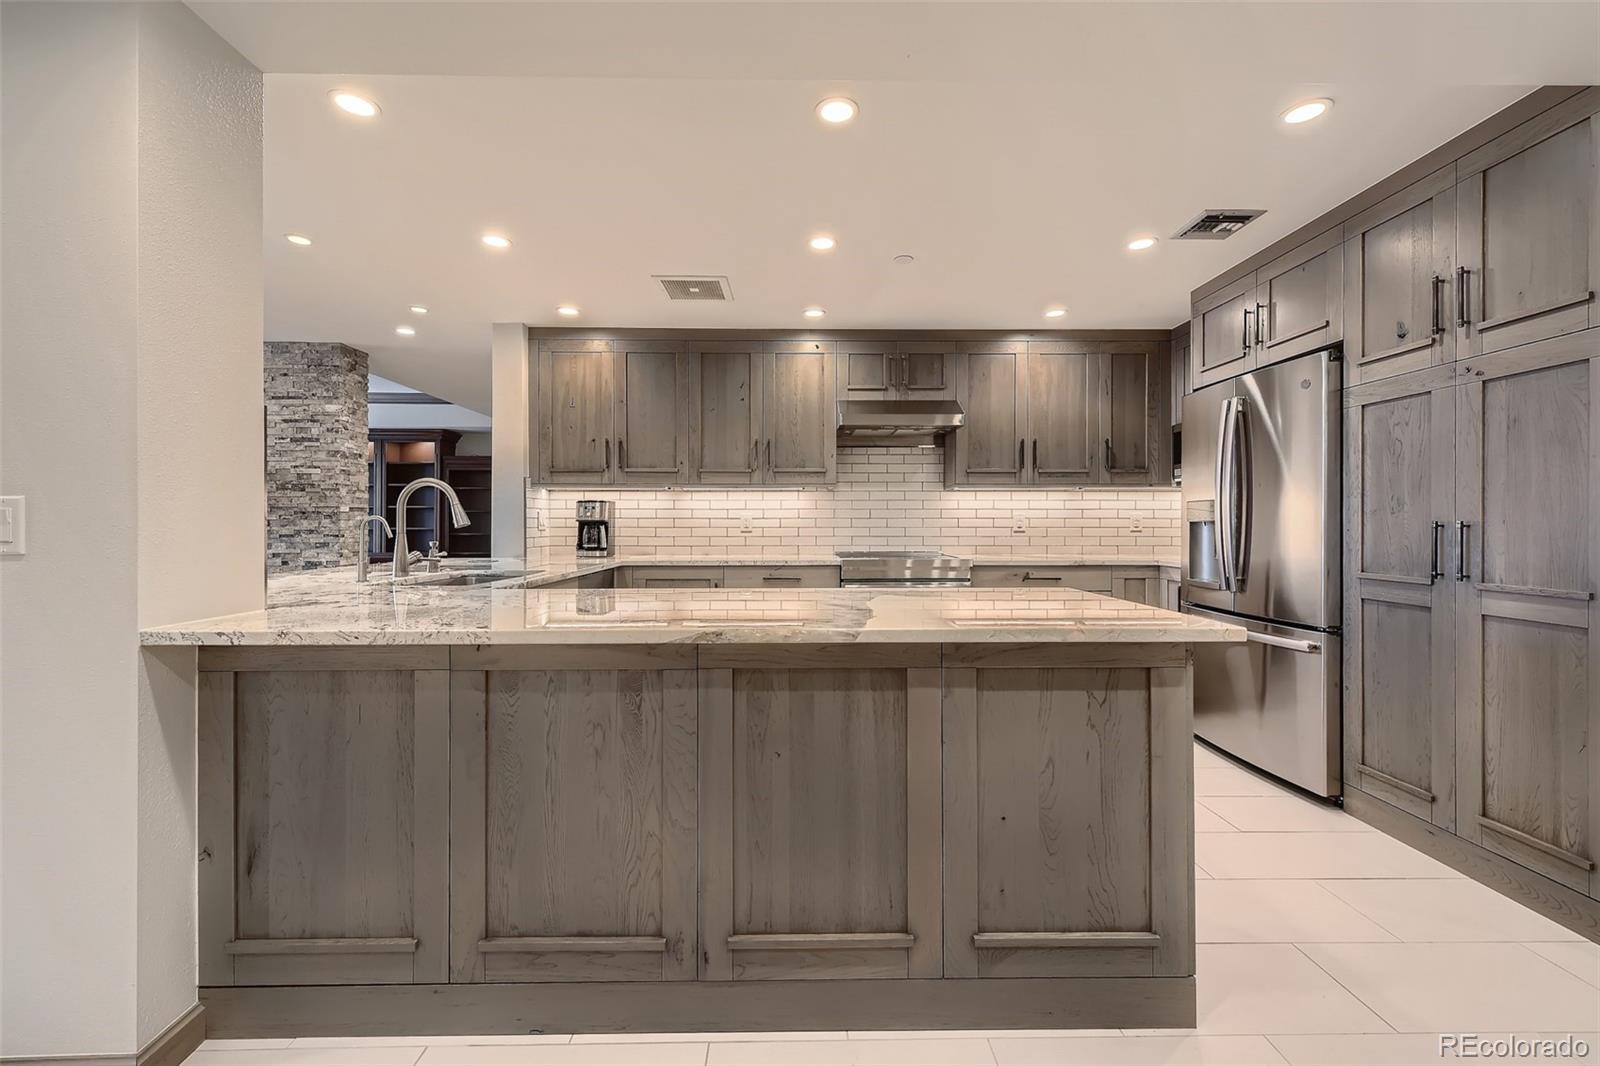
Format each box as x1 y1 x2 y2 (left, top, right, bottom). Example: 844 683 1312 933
751 440 758 471
1022 573 1063 583
1455 521 1470 581
765 439 772 470
1429 520 1445 581
1018 438 1025 471
1032 438 1038 469
1246 631 1320 654
618 438 626 470
603 438 611 471
1255 302 1265 346
1241 307 1253 355
1456 267 1469 328
763 575 802 584
1104 437 1113 471
1430 275 1444 335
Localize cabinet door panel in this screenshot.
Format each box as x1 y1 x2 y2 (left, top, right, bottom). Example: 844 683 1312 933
900 343 953 397
1192 274 1255 390
1343 384 1456 826
840 346 894 399
950 344 1027 485
1102 348 1163 484
765 343 835 485
1456 346 1599 896
1026 343 1095 485
540 342 613 484
449 665 698 982
615 343 684 485
199 665 450 986
1344 170 1458 385
1459 115 1598 357
1257 233 1342 365
700 664 942 981
689 345 763 485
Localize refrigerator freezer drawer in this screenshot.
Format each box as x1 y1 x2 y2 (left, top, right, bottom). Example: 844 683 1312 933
1185 606 1341 798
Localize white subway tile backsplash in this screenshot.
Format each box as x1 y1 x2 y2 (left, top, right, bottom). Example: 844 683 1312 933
527 447 1179 559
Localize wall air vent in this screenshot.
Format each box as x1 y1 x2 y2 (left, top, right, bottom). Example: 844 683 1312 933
1172 209 1266 240
654 275 733 301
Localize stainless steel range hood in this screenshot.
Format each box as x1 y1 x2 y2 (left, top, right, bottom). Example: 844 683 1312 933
836 399 965 444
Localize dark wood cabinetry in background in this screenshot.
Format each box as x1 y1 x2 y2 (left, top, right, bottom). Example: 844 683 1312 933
367 429 459 561
441 455 493 558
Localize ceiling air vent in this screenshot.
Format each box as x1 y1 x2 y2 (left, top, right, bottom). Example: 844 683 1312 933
655 275 733 301
1172 209 1266 240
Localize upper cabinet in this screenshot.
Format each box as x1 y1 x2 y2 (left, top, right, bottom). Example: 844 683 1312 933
615 341 688 485
764 341 836 485
1190 274 1256 391
1343 165 1458 386
1254 228 1342 366
948 341 1029 486
1457 102 1599 358
838 342 953 400
948 340 1170 488
687 341 764 486
537 339 614 485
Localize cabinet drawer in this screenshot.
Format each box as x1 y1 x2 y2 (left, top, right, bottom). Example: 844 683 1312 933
722 565 841 588
538 570 616 590
970 566 1113 592
616 566 725 589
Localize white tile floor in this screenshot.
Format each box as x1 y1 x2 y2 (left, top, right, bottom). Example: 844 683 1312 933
192 743 1600 1066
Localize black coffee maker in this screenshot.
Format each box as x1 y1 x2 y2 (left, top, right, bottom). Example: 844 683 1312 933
575 500 613 558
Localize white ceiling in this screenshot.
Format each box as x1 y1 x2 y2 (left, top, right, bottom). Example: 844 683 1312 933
192 2 1600 414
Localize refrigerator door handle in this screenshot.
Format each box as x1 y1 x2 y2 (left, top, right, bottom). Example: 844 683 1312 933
1246 631 1321 654
1232 397 1251 592
1214 397 1236 590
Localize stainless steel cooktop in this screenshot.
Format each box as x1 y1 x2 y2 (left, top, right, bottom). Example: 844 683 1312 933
837 550 972 587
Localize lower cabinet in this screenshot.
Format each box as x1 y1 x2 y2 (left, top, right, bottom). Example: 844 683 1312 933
197 650 452 987
970 564 1170 608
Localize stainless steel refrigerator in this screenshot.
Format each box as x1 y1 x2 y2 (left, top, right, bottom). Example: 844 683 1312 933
1181 346 1341 797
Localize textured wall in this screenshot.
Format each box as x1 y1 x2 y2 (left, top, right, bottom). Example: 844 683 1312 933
265 342 369 570
528 446 1180 559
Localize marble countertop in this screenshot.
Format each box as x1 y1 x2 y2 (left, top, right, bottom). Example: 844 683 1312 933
141 553 1233 648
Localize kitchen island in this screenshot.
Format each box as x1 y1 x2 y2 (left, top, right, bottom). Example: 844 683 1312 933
143 576 1240 1039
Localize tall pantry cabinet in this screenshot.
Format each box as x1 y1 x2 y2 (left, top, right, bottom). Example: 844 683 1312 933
1341 88 1600 904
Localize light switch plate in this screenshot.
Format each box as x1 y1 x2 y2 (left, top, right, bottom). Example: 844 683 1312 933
0 496 25 555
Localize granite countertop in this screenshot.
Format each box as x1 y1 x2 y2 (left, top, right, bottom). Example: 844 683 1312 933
140 553 1233 648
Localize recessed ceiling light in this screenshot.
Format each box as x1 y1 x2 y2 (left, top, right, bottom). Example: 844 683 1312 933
816 97 858 125
557 305 580 317
809 235 837 252
481 233 511 249
409 305 428 315
394 325 415 336
1043 308 1067 319
330 91 380 119
285 233 312 246
1127 237 1157 251
1282 98 1332 125
803 306 827 319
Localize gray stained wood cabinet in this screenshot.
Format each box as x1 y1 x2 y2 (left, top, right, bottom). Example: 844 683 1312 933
197 649 451 987
1254 229 1343 366
969 565 1165 609
838 342 953 400
685 341 836 486
1343 165 1459 386
949 341 1170 487
1190 274 1256 392
537 340 689 486
1456 104 1599 359
197 642 1196 997
765 341 836 485
687 341 764 486
1344 331 1600 901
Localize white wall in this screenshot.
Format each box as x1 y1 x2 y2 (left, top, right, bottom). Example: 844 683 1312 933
489 324 529 559
0 2 264 1056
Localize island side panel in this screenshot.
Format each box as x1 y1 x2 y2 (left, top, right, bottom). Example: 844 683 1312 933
940 643 1194 981
447 645 699 983
698 645 942 981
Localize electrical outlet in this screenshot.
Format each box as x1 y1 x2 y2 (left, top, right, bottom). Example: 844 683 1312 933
1129 512 1144 534
740 514 754 534
1012 513 1027 534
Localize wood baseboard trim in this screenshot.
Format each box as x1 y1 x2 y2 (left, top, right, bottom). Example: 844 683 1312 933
0 1005 204 1066
1343 787 1600 942
200 978 1195 1038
